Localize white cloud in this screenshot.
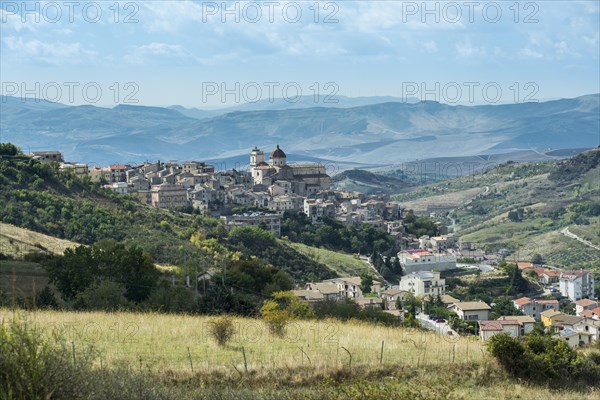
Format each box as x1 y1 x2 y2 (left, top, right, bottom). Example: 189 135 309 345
518 48 544 58
125 42 188 64
455 40 485 57
2 36 94 65
421 40 438 53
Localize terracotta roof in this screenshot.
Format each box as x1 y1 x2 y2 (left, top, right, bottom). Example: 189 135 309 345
537 299 559 305
514 297 531 306
441 294 459 304
560 270 592 280
574 299 598 307
543 270 560 277
591 307 600 316
109 164 127 170
479 320 519 331
553 315 584 326
517 262 534 269
541 309 563 319
308 282 339 295
291 289 324 301
498 315 536 324
452 301 491 311
580 310 594 318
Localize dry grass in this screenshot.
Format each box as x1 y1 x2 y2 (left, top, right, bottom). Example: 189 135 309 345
0 222 80 257
1 309 484 373
1 308 598 399
400 187 482 213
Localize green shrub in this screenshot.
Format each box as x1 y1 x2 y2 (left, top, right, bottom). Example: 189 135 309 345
74 280 129 311
208 316 236 346
487 333 600 386
0 313 96 399
146 286 197 313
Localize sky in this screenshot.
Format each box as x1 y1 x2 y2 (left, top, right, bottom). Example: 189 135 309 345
1 0 599 108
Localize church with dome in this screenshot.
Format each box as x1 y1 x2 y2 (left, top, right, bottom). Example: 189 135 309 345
249 145 331 196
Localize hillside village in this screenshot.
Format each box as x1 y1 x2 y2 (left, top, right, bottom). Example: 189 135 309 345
25 146 600 350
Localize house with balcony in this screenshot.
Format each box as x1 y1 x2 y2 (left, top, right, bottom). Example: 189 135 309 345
399 271 446 297
559 270 595 301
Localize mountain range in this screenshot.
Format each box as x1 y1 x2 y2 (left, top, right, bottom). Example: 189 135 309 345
0 94 598 168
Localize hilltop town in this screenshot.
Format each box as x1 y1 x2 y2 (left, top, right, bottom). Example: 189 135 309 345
25 146 599 350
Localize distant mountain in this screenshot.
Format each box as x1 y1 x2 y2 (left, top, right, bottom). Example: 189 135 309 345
1 94 598 165
168 95 419 120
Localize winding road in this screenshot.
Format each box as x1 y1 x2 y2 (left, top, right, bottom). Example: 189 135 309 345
560 227 600 251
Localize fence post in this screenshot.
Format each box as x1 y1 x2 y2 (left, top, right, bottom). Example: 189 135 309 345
340 346 352 371
379 340 384 366
242 346 248 373
71 341 76 366
187 347 194 372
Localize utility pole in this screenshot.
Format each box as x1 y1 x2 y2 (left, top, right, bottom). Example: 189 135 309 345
184 251 190 287
221 257 226 286
195 261 199 296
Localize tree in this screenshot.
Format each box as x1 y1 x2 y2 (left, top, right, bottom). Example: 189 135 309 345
46 241 159 302
260 291 315 337
502 263 529 295
531 253 543 265
74 280 129 311
392 256 403 275
0 143 22 156
36 286 59 309
490 298 524 319
360 273 373 294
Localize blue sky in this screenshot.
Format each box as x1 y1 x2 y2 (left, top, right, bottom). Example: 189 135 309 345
1 1 599 107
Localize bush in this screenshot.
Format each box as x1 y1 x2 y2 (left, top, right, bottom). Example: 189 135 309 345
0 313 97 399
487 333 600 386
74 280 129 311
146 286 197 313
36 285 60 309
207 316 236 346
260 291 315 337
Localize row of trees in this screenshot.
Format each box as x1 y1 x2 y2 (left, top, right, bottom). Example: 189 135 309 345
281 213 396 255
370 250 402 281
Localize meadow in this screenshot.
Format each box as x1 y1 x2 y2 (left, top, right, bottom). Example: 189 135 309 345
2 308 599 399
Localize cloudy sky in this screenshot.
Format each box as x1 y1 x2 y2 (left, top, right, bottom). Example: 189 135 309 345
1 0 599 107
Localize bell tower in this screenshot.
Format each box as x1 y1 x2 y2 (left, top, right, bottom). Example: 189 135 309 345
250 147 265 167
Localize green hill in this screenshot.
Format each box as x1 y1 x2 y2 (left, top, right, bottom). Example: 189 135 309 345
331 169 413 194
0 150 337 285
394 149 600 267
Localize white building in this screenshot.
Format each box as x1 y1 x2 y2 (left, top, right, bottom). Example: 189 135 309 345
553 329 594 348
103 182 129 194
449 301 491 321
399 271 446 297
304 198 336 222
397 249 456 274
574 299 599 316
559 270 595 301
479 320 521 341
221 212 281 237
513 297 559 321
322 277 363 299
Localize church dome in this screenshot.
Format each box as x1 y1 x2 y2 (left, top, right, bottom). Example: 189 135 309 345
270 145 286 159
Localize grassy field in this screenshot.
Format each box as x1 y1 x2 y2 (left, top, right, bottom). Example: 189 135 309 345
2 308 598 399
5 309 482 372
0 222 80 258
286 242 370 277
